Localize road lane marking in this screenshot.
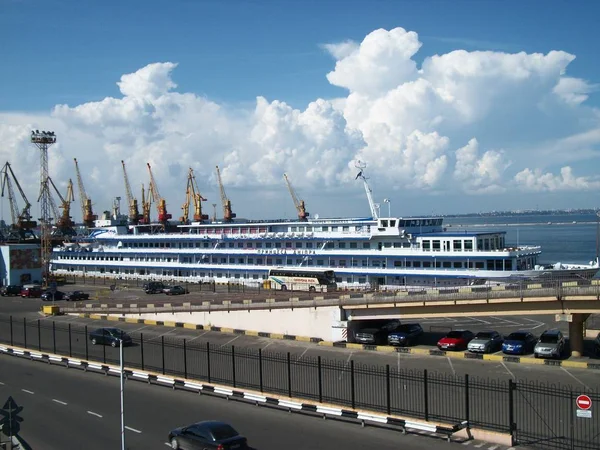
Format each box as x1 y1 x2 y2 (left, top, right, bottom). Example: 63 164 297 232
296 347 309 361
164 443 171 447
87 411 103 418
0 381 4 385
130 325 149 333
262 341 274 350
21 389 34 394
148 329 177 341
186 330 211 342
447 357 456 376
338 352 353 381
501 362 515 380
125 426 142 433
470 317 491 325
220 335 240 348
560 367 591 391
52 399 67 406
522 318 545 330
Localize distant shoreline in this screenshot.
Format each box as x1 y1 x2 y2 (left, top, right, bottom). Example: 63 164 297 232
442 209 598 219
447 221 597 227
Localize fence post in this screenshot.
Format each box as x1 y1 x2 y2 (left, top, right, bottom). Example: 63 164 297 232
52 321 56 354
183 339 188 379
464 374 470 423
161 336 165 375
287 352 292 398
318 355 323 403
386 364 391 415
140 333 144 371
68 324 72 358
23 318 27 348
10 316 13 346
508 379 515 441
570 389 575 450
232 346 236 388
38 320 41 351
206 341 211 383
85 325 89 360
350 359 355 409
423 369 429 421
103 337 106 363
259 348 263 393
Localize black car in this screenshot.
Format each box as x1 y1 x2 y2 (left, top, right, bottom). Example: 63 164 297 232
63 291 90 301
354 320 401 345
168 421 249 450
1 285 22 296
165 285 187 296
144 281 165 294
89 328 133 347
41 290 66 301
387 323 424 346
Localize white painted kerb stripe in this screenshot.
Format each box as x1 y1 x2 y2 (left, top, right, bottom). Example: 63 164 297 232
132 372 149 380
278 400 302 410
316 406 343 416
30 353 43 359
13 350 25 356
214 387 233 396
68 359 82 366
243 393 267 403
404 421 438 433
87 364 103 370
108 367 121 374
357 413 388 424
184 382 203 390
157 377 175 385
49 356 62 362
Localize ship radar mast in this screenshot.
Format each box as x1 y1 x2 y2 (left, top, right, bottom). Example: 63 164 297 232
354 160 380 220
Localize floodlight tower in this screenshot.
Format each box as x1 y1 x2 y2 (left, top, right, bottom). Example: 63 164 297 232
31 130 56 284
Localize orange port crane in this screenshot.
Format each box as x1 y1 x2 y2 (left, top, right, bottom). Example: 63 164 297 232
215 165 235 223
283 173 309 221
48 177 76 236
190 168 208 222
147 163 171 226
180 174 191 224
1 162 37 232
73 158 97 227
121 160 142 224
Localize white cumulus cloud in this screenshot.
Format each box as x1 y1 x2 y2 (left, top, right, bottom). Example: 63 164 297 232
514 166 600 192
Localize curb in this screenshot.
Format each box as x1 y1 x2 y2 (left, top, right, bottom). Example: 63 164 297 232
319 341 600 370
78 313 323 343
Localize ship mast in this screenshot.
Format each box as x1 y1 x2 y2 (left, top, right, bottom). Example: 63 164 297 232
354 161 379 220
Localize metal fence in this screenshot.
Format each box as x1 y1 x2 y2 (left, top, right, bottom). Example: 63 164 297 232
0 315 598 449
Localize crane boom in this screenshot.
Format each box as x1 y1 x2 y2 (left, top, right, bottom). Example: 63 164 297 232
140 182 152 224
1 164 19 226
283 173 309 221
355 163 379 220
147 163 172 226
190 168 208 222
73 158 97 227
1 162 37 232
180 171 192 224
215 165 235 223
47 177 76 236
121 160 141 224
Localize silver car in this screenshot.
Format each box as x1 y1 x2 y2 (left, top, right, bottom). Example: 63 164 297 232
467 330 503 354
534 329 565 359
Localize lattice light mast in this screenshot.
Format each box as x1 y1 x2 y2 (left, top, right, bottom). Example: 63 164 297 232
31 130 56 284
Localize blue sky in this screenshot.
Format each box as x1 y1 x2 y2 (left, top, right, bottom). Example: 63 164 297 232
2 0 598 111
1 0 600 220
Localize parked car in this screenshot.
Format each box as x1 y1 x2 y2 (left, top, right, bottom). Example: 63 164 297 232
1 285 22 296
168 421 249 450
534 329 565 359
144 281 165 294
20 285 42 298
594 333 600 357
354 320 401 345
89 328 133 347
387 323 423 347
502 331 537 355
63 291 90 301
164 285 187 296
467 330 504 354
437 330 475 351
41 290 66 301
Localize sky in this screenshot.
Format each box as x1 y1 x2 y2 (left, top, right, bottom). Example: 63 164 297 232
1 0 600 223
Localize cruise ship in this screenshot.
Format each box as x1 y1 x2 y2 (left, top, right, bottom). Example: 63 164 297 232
48 173 600 288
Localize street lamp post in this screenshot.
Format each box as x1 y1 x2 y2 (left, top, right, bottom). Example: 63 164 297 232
119 338 125 450
383 198 391 217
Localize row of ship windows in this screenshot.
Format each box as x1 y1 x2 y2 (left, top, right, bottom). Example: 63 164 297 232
107 240 483 251
55 257 522 270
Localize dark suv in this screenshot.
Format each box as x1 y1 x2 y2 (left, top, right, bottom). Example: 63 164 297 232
1 285 22 296
387 323 423 346
354 320 401 345
143 281 165 294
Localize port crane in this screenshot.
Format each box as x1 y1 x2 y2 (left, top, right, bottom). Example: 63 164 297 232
47 177 76 237
180 176 191 224
0 162 37 240
147 163 172 227
190 168 208 222
73 158 97 228
354 161 379 220
121 160 142 224
215 165 235 223
140 182 152 224
283 173 309 221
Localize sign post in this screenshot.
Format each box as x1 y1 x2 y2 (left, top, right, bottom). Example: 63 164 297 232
0 395 24 447
576 394 592 419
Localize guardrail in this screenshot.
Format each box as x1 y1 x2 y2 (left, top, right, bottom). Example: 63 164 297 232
59 284 600 315
0 315 598 449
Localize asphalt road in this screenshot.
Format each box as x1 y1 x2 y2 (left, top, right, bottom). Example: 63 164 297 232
0 354 471 450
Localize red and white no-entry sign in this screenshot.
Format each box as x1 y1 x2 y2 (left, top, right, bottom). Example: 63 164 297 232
576 395 592 410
